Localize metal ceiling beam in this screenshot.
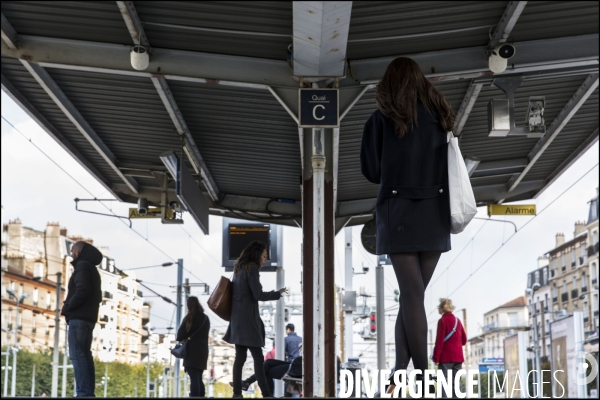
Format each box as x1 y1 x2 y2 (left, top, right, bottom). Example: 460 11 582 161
1 72 121 200
115 0 220 202
455 81 483 138
1 34 294 88
507 72 599 193
534 126 599 199
351 34 598 84
1 13 18 49
2 34 597 88
488 1 528 47
471 158 528 178
19 60 139 194
292 1 353 77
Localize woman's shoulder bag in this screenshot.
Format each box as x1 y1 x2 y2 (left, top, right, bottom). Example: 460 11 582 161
171 315 208 359
447 131 477 234
207 275 232 321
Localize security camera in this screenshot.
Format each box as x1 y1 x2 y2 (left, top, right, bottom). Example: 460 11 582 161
169 201 182 212
488 43 516 74
137 198 149 215
130 45 149 71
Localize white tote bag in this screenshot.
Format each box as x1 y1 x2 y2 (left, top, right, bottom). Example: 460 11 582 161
447 131 477 234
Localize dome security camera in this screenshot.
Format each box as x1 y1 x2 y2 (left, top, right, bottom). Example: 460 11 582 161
130 45 149 71
488 43 516 74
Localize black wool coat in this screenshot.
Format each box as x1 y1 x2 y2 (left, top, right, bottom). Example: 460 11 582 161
176 311 210 371
360 104 451 254
61 243 102 324
223 264 281 348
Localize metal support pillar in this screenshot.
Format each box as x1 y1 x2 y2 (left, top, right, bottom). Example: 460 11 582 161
62 324 68 397
51 272 62 397
274 266 285 397
375 266 386 369
3 344 10 397
344 227 354 361
302 126 336 397
175 258 183 397
31 363 36 397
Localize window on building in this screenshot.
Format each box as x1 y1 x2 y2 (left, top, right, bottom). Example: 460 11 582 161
582 274 588 290
552 257 557 271
571 249 576 268
572 275 578 291
583 302 589 320
508 312 519 327
552 285 558 298
562 280 567 293
594 230 598 245
528 274 532 288
543 268 548 285
32 314 36 334
46 292 51 309
592 263 598 284
561 253 566 270
10 281 15 291
593 294 599 314
535 271 540 284
33 288 39 306
18 283 23 298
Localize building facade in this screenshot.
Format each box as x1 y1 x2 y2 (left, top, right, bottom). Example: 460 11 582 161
584 190 599 338
547 221 594 334
525 257 553 359
469 296 529 364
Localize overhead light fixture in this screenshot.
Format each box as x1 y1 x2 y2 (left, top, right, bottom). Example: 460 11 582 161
464 156 481 177
159 152 179 181
183 144 200 175
130 45 149 71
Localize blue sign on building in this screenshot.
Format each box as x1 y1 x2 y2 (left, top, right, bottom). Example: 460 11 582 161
481 357 504 364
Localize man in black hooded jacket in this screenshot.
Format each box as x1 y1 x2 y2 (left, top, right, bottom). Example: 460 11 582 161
61 241 102 397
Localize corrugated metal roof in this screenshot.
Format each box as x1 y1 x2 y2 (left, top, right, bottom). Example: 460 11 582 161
136 1 292 60
1 1 132 44
168 81 301 200
1 56 121 183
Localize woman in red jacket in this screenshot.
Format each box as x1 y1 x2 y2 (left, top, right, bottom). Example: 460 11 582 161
433 298 467 398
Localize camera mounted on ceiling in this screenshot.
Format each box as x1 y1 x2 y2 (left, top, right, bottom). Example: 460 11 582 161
488 43 516 74
130 45 150 71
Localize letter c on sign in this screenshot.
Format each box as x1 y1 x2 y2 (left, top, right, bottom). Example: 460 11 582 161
313 104 326 121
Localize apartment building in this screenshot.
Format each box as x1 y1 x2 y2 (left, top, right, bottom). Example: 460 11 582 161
584 190 599 338
525 258 553 359
469 296 529 363
547 221 594 333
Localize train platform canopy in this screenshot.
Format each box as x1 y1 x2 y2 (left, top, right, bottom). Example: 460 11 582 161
2 1 598 233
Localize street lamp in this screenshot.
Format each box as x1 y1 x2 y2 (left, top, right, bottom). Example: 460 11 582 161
6 289 30 397
32 272 64 398
121 262 174 271
526 282 541 397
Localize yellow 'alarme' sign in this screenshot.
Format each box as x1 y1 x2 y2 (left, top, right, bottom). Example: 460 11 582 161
487 204 536 216
128 207 174 219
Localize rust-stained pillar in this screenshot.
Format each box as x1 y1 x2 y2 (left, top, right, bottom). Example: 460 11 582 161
302 127 336 397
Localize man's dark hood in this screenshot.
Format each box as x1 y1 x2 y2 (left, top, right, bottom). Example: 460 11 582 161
72 242 103 267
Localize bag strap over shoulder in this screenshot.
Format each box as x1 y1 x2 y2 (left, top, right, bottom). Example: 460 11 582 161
186 314 208 341
443 316 459 342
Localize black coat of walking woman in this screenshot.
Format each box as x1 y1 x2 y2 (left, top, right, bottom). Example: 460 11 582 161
360 57 456 396
177 296 210 397
224 241 286 398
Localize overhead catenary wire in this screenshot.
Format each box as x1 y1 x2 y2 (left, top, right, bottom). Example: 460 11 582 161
1 115 177 264
426 162 599 324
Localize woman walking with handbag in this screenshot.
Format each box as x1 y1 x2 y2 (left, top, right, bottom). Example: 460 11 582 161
432 298 467 398
361 57 456 396
176 296 210 397
223 241 287 398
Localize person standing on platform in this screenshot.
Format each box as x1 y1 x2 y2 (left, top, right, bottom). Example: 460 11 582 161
177 296 210 397
60 241 102 397
433 298 467 398
224 241 287 398
361 56 455 395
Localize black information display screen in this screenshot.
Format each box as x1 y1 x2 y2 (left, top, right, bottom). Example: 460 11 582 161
228 225 270 260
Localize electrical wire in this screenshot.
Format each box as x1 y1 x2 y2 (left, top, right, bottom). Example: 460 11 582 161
1 115 177 263
426 162 599 323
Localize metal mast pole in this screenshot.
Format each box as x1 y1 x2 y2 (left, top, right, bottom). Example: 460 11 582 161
62 323 68 397
376 265 386 369
11 299 21 397
275 266 285 397
3 331 10 397
344 227 354 361
312 127 326 397
174 258 183 397
31 363 36 397
51 272 62 397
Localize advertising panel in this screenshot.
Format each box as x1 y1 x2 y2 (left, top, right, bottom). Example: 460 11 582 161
503 331 528 398
550 312 585 398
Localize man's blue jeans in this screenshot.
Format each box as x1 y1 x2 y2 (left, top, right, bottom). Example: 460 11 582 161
68 319 96 397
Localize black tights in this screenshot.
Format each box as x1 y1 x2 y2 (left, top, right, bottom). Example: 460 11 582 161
391 251 441 373
233 345 272 397
186 367 205 397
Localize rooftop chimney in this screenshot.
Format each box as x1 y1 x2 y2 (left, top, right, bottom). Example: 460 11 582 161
574 221 586 237
556 233 565 248
537 256 549 268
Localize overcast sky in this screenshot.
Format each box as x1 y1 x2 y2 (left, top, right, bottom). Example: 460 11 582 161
2 89 598 365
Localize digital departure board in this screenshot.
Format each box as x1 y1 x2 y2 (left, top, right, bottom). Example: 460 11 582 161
228 225 271 261
222 218 283 272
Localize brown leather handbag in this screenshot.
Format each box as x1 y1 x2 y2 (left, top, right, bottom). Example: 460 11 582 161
207 275 232 321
